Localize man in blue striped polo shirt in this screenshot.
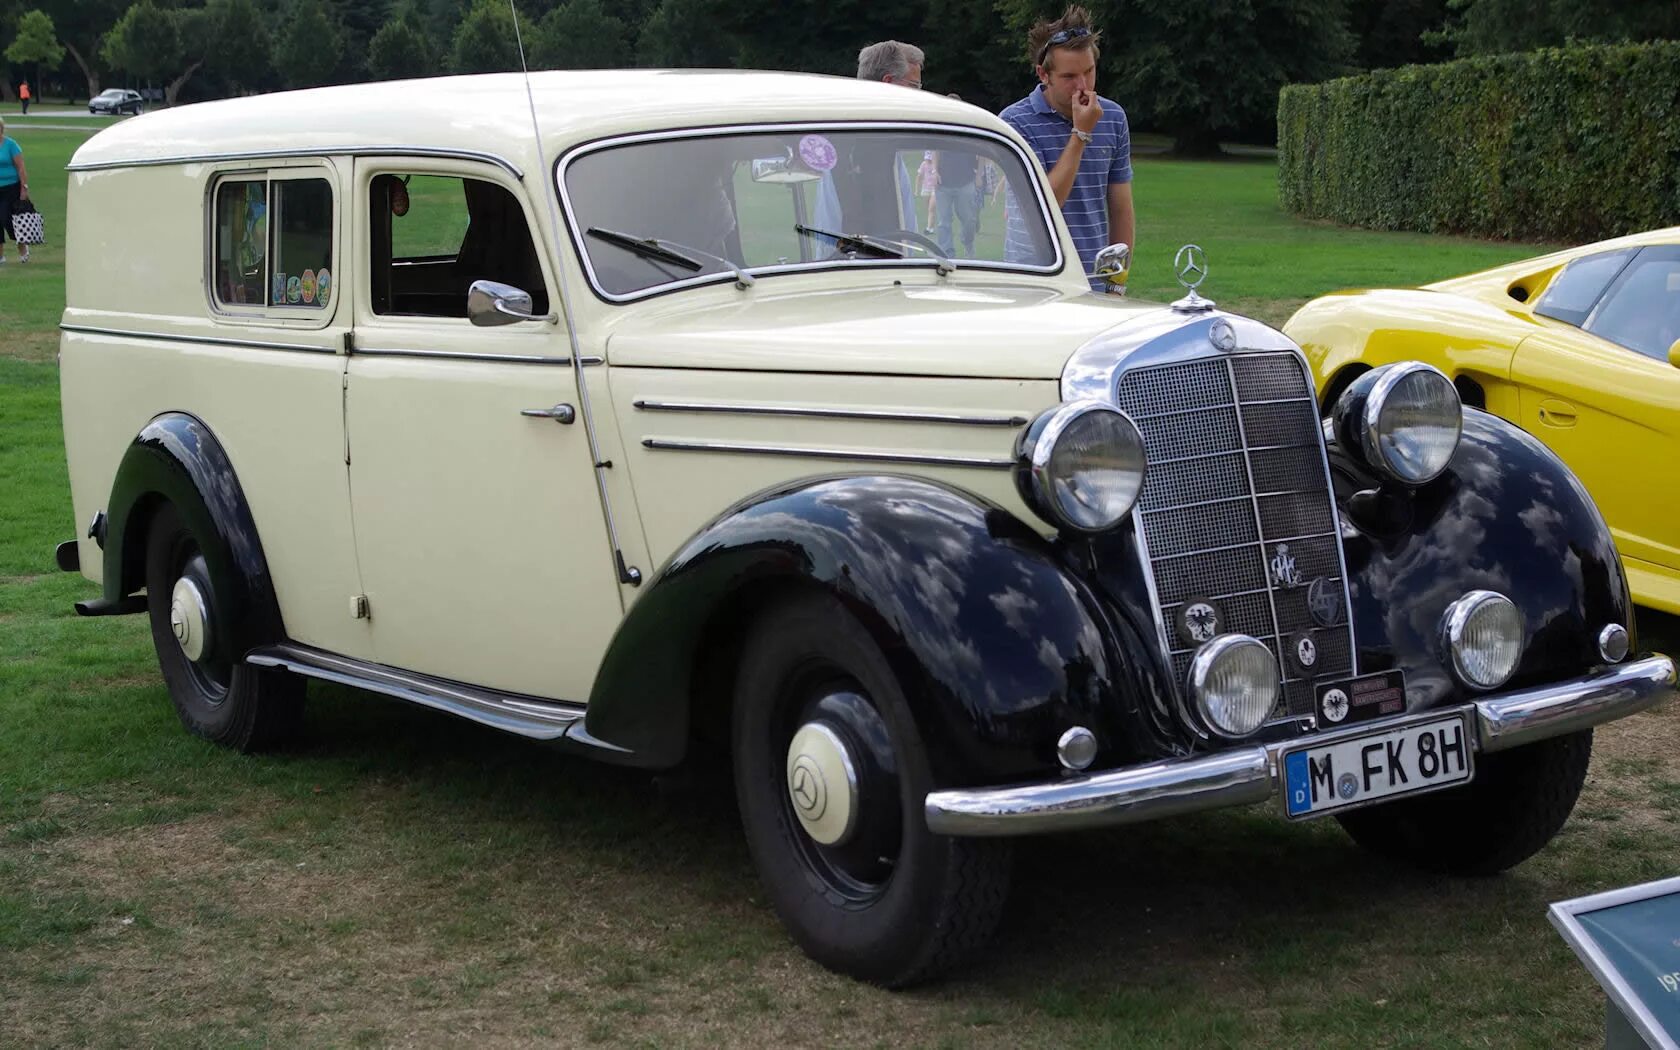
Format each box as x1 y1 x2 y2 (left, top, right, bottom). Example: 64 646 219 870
999 6 1134 292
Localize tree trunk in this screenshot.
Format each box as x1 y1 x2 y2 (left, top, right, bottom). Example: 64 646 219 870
0 82 12 103
65 43 101 99
1172 126 1225 158
165 60 205 107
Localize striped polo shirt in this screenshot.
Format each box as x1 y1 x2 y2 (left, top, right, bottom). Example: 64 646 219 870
1000 86 1131 289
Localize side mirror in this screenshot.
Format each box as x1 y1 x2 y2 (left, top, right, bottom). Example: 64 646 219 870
1092 242 1130 294
1669 339 1680 370
467 279 541 326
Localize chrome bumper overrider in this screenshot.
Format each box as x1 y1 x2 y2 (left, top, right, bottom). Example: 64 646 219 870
924 655 1676 837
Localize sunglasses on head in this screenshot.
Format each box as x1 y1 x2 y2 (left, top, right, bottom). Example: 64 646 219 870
1037 26 1091 67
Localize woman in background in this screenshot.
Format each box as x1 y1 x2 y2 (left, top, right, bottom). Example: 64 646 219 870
0 116 30 264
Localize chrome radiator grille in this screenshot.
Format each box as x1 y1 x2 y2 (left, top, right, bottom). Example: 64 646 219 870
1115 352 1355 723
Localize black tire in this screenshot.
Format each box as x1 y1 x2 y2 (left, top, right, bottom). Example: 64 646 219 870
732 592 1011 987
1336 730 1592 876
144 502 303 751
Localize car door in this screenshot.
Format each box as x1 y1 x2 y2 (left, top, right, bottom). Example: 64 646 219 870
345 160 624 701
1511 245 1680 589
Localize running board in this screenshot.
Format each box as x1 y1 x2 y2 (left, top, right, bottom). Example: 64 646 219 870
245 643 633 760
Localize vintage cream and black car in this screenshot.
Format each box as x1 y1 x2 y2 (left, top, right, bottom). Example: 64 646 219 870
57 72 1675 986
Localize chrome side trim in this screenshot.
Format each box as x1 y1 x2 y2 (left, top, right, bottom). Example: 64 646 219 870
67 145 523 178
925 655 1675 836
350 346 603 366
641 437 1013 469
246 643 584 740
632 399 1029 427
59 323 335 355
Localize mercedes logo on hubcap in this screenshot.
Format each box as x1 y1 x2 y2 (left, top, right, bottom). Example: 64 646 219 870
789 756 827 820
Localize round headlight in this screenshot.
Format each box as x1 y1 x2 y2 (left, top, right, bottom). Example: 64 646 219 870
1017 401 1146 533
1335 363 1462 485
1440 590 1523 690
1187 635 1279 738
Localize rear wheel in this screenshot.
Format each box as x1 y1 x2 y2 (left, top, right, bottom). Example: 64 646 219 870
144 502 303 751
732 592 1010 986
1336 730 1592 876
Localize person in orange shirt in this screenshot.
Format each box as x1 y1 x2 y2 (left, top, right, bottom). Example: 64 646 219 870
18 82 29 115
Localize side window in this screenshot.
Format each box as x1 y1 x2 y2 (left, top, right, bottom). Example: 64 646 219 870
1534 249 1635 328
214 180 267 306
369 173 548 318
212 174 335 312
1582 246 1680 362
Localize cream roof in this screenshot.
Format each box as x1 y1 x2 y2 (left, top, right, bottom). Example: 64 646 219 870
69 70 1013 174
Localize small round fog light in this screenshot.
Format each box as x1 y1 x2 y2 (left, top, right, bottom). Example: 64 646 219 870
1598 623 1630 664
1057 726 1098 771
1188 635 1279 738
1440 591 1523 691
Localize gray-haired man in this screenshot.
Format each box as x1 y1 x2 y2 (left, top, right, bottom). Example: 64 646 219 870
856 40 923 89
837 41 924 233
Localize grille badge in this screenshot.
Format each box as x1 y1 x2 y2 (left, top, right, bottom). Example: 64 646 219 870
1308 577 1343 626
1177 598 1223 646
1270 543 1304 589
1291 632 1319 672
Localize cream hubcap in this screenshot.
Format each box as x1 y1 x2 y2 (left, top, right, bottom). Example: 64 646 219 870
169 577 211 663
786 722 859 847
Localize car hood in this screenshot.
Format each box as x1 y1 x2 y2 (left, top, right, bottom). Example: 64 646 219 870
603 281 1163 379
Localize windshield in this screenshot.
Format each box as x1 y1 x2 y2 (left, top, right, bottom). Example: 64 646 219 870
561 127 1061 298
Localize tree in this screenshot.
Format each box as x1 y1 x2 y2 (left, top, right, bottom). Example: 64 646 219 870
204 0 270 94
1348 0 1450 69
530 0 626 69
368 10 437 81
38 0 128 99
102 2 179 80
274 0 344 88
449 0 520 73
637 0 736 68
5 8 65 92
1000 0 1357 154
1432 0 1680 57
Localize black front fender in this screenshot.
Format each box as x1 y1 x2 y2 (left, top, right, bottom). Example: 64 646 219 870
1338 409 1633 706
586 475 1143 779
95 413 285 655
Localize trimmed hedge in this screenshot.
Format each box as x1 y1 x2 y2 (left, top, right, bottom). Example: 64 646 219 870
1278 42 1680 242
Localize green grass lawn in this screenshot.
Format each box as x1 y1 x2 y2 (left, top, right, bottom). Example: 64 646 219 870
3 124 1677 1048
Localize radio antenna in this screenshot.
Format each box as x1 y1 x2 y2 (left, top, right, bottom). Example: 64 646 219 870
507 0 642 587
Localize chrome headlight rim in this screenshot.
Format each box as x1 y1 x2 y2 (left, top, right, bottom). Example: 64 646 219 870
1186 634 1280 740
1018 400 1147 534
1356 362 1463 486
1439 590 1524 692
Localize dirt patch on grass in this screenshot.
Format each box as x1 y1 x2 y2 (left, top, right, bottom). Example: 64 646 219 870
0 331 60 363
0 808 992 1048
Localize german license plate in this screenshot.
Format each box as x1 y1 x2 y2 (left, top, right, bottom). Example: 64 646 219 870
1282 713 1474 819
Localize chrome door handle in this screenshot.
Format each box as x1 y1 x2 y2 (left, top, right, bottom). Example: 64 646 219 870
520 403 576 424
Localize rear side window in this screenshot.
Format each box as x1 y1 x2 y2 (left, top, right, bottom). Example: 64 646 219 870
1534 249 1635 328
213 175 335 312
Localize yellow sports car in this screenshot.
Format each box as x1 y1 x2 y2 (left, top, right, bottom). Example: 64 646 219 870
1285 228 1680 614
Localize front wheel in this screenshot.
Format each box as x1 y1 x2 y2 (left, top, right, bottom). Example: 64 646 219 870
144 502 303 751
1336 730 1592 876
732 592 1010 986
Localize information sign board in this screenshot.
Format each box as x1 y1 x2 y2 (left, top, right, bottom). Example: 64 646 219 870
1550 876 1680 1050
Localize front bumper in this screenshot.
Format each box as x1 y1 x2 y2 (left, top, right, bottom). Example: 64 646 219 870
924 655 1676 837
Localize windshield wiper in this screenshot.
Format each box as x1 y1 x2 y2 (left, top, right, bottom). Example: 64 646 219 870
586 227 755 289
794 224 906 260
795 224 956 274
